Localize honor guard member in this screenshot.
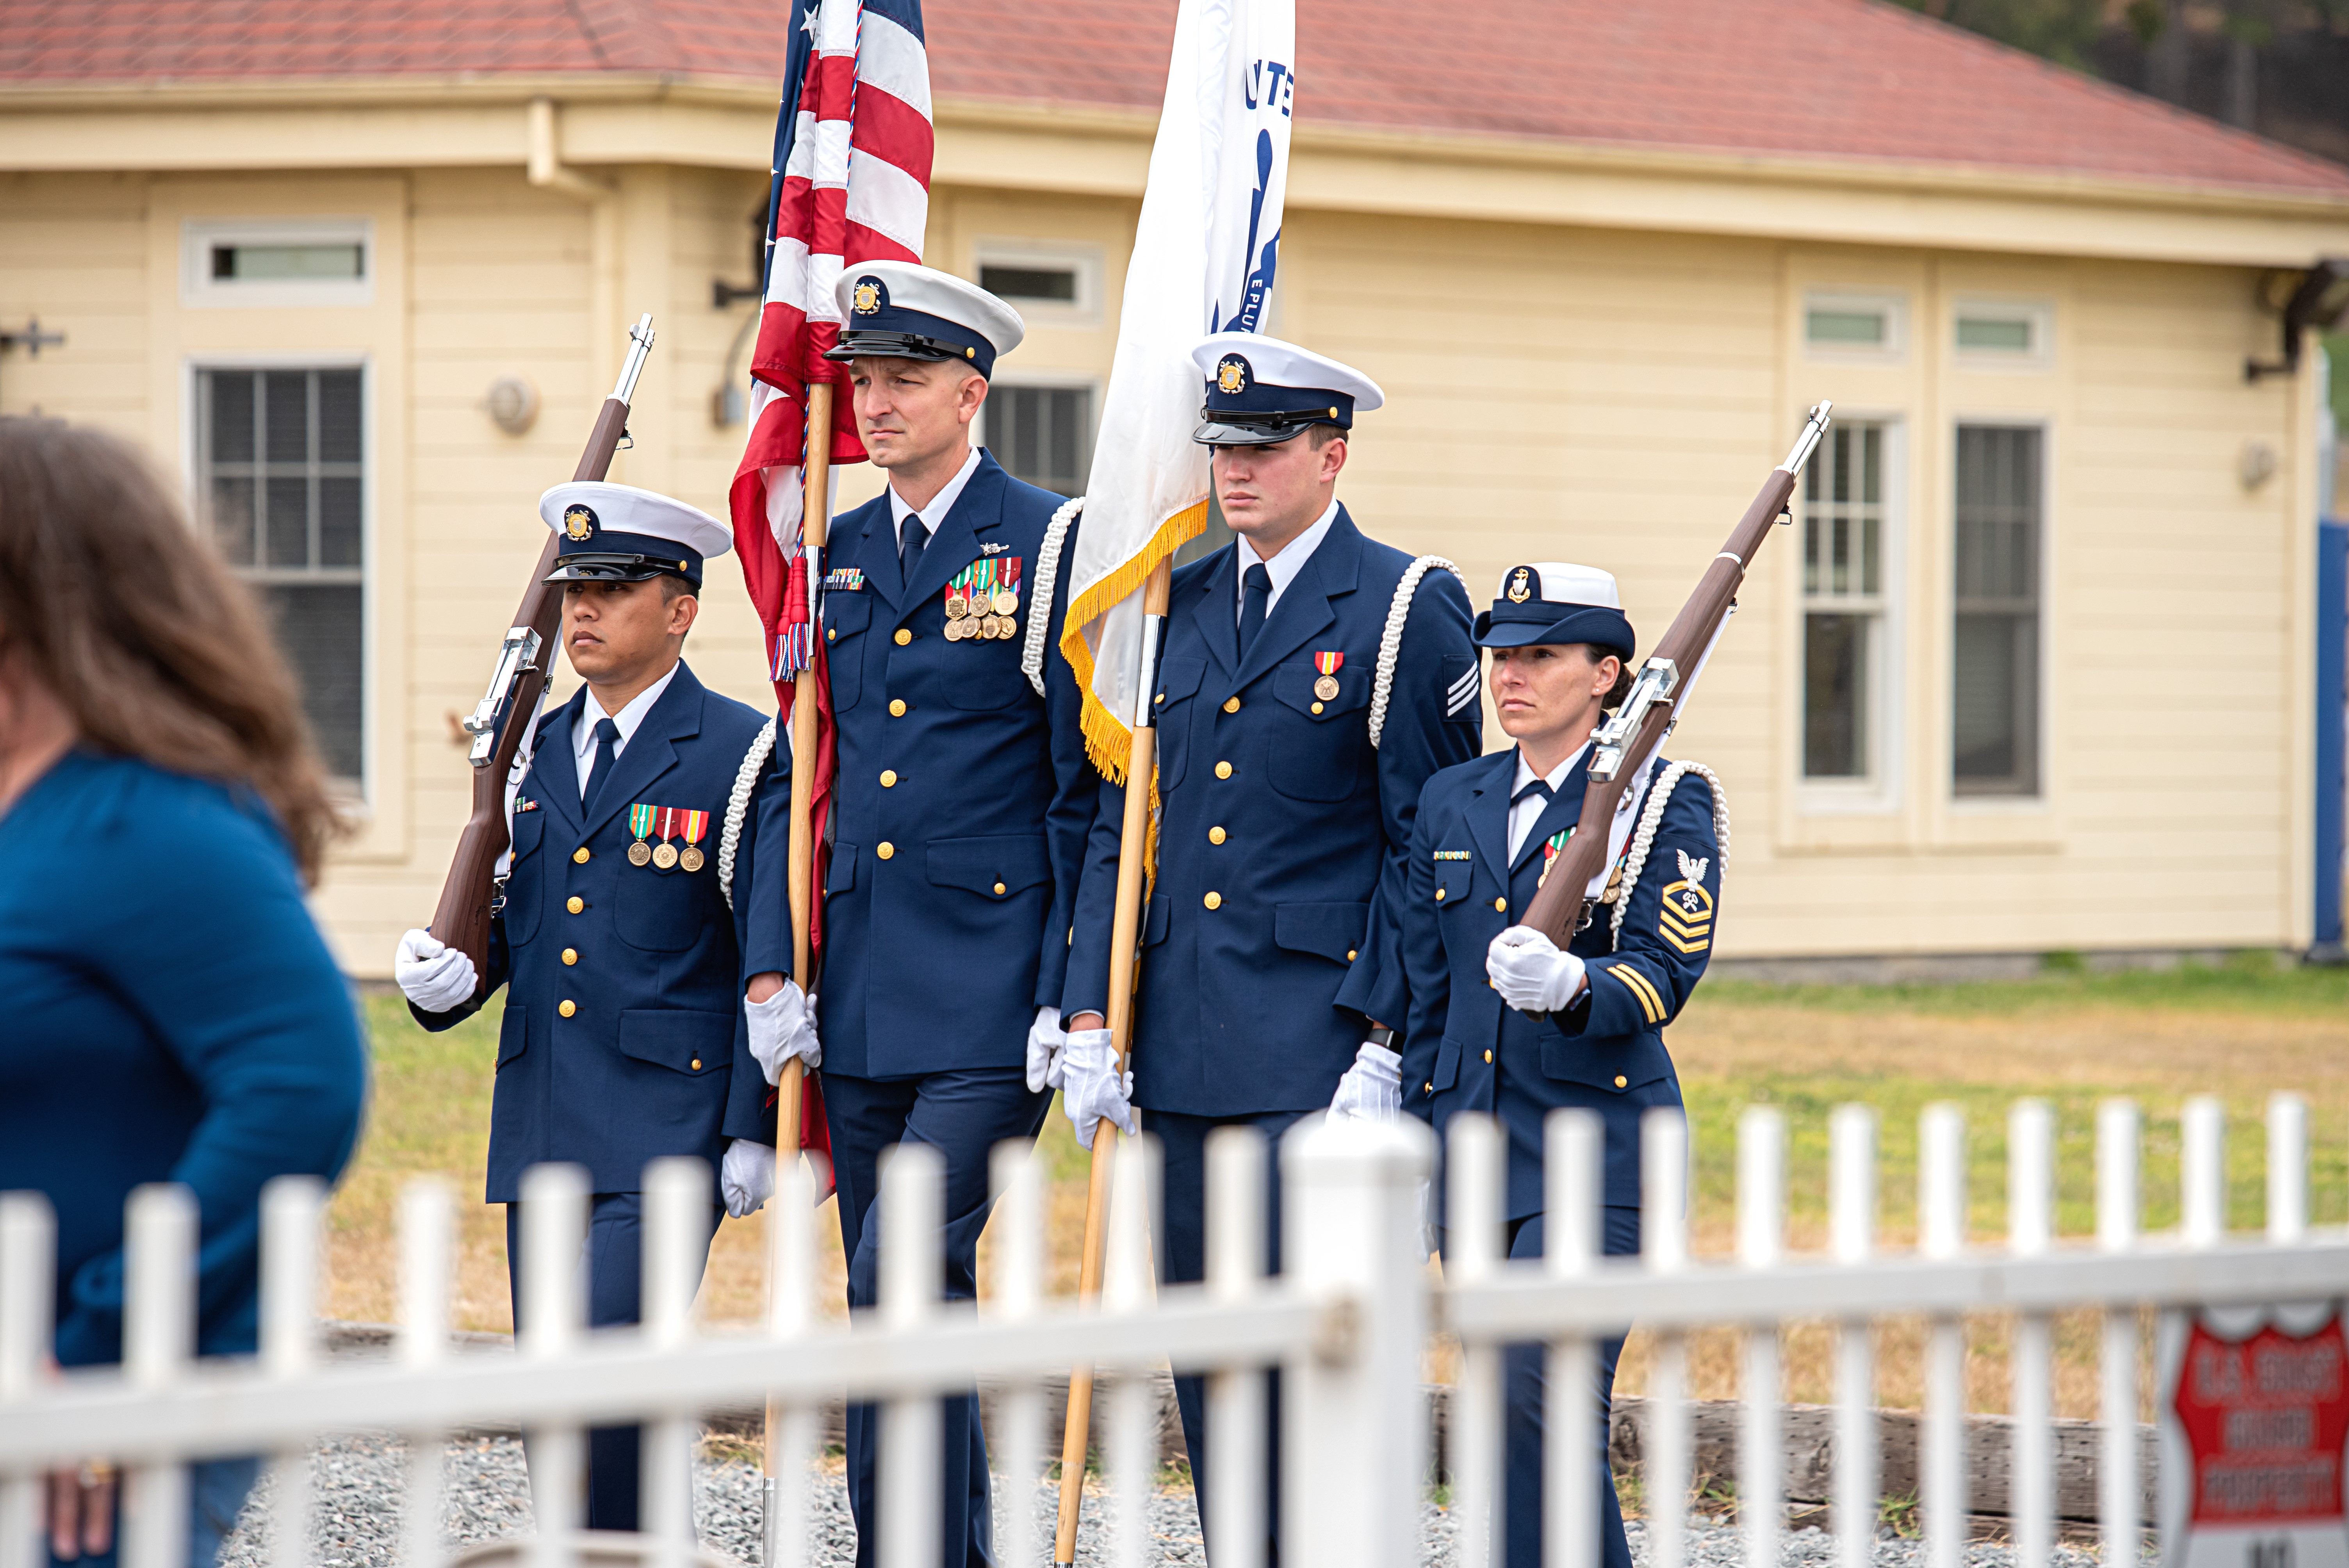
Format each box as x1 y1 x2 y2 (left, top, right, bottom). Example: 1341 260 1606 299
1058 333 1481 1555
736 260 1097 1568
1391 563 1726 1568
392 483 784 1534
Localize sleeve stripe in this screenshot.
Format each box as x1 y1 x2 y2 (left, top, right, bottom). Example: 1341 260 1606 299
1608 964 1666 1025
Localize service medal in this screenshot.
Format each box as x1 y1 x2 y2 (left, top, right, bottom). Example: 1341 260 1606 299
998 616 1019 640
680 846 705 872
627 804 656 865
653 842 679 869
943 617 965 641
991 589 1018 616
628 841 654 866
1312 650 1345 702
979 613 1002 638
678 808 709 873
945 591 969 620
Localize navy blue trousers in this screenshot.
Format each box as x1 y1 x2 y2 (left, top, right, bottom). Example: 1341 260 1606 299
824 1066 1052 1568
1438 1205 1641 1568
1153 1107 1307 1568
505 1191 721 1532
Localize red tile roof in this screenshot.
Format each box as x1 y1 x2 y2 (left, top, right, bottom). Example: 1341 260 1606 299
4 0 2345 198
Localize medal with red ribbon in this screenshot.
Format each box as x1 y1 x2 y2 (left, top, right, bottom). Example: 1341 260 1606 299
678 808 709 873
652 806 681 869
1312 650 1344 702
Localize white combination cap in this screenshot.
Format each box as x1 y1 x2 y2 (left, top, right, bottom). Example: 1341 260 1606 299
1189 331 1385 446
539 480 733 586
827 260 1026 376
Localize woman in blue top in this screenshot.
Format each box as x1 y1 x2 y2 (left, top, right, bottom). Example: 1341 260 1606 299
0 417 370 1568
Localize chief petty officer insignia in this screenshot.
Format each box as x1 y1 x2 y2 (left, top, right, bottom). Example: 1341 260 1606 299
1659 847 1714 953
1506 565 1533 603
565 503 598 541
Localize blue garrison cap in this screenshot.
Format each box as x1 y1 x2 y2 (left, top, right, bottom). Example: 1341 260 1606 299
825 261 1026 378
1473 562 1637 657
1189 332 1385 447
539 481 733 589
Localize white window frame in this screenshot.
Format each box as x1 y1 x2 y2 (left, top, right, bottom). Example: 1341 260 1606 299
184 352 378 805
1797 415 1905 814
1947 415 2052 810
976 370 1101 496
1952 295 2055 371
1802 289 1909 364
182 218 375 310
971 240 1104 328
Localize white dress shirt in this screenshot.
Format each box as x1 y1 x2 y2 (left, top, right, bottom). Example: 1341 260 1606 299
1507 740 1592 861
1233 498 1340 623
572 661 682 800
887 445 983 549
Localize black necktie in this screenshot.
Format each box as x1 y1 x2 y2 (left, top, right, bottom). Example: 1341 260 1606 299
900 512 929 580
582 717 622 812
1239 563 1272 655
1512 778 1554 807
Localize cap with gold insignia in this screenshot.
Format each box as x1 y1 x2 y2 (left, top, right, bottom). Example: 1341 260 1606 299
825 260 1026 378
538 481 733 589
1189 331 1385 447
1473 562 1636 657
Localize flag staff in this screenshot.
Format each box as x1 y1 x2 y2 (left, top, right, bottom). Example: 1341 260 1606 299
764 376 834 1564
1053 555 1173 1566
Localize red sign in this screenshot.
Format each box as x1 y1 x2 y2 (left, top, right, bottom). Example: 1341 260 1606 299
2173 1315 2349 1527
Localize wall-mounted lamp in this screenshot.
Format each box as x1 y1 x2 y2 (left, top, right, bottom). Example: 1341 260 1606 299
0 319 64 357
485 376 540 436
2240 439 2279 491
2247 259 2349 382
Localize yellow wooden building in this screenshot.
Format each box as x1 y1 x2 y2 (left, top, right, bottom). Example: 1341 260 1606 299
4 0 2347 975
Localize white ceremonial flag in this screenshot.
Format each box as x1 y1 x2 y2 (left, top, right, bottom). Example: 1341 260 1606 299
1055 0 1295 779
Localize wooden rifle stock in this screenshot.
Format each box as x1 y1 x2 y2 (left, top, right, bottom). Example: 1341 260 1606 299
428 315 659 997
1519 401 1834 947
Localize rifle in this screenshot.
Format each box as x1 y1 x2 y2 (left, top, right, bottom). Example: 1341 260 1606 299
430 315 659 994
1517 401 1834 949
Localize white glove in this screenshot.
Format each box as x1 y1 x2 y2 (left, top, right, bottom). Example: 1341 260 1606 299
396 928 478 1014
1025 1007 1069 1094
1485 925 1588 1014
1328 1039 1403 1122
746 980 822 1082
720 1139 775 1219
1059 1028 1135 1151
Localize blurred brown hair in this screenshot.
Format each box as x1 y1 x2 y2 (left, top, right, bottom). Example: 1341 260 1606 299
0 416 341 880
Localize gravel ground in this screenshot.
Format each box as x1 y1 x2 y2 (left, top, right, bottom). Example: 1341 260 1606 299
215 1436 2146 1568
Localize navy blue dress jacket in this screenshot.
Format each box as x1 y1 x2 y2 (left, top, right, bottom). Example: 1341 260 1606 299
1395 747 1719 1213
736 451 1097 1082
0 751 369 1367
1062 508 1480 1115
414 661 778 1201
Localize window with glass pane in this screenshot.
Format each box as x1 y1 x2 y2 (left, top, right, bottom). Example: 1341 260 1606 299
1952 425 2041 797
988 384 1091 497
1801 422 1886 780
198 368 365 781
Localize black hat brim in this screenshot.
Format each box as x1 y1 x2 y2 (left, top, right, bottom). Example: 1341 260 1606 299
545 554 701 588
1191 417 1335 448
1472 605 1635 656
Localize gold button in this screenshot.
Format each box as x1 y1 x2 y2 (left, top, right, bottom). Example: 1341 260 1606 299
1223 697 1240 713
1615 1075 1629 1089
1215 761 1233 779
1487 977 1496 987
1208 826 1227 845
561 948 578 966
828 627 836 641
1425 1081 1435 1094
1347 949 1358 961
1495 897 1508 912
1204 891 1223 910
1484 1049 1494 1064
1310 701 1324 715
692 1058 703 1071
559 1000 577 1018
889 698 907 716
567 896 583 914
993 882 1007 895
1156 693 1166 706
572 847 590 864
894 628 912 645
877 841 895 860
1436 889 1447 902
880 769 898 787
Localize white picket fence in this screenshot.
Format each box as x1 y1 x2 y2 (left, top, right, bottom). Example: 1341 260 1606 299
0 1094 2342 1568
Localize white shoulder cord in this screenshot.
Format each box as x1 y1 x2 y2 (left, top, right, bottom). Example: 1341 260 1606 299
718 716 779 912
1608 759 1731 946
1021 495 1083 698
1367 554 1470 749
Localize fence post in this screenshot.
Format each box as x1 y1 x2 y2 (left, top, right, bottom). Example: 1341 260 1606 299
1282 1114 1433 1568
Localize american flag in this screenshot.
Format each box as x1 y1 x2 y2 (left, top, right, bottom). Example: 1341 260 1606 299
729 0 931 938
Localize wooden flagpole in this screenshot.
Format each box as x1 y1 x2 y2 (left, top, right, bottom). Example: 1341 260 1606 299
764 378 834 1566
1052 557 1173 1567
